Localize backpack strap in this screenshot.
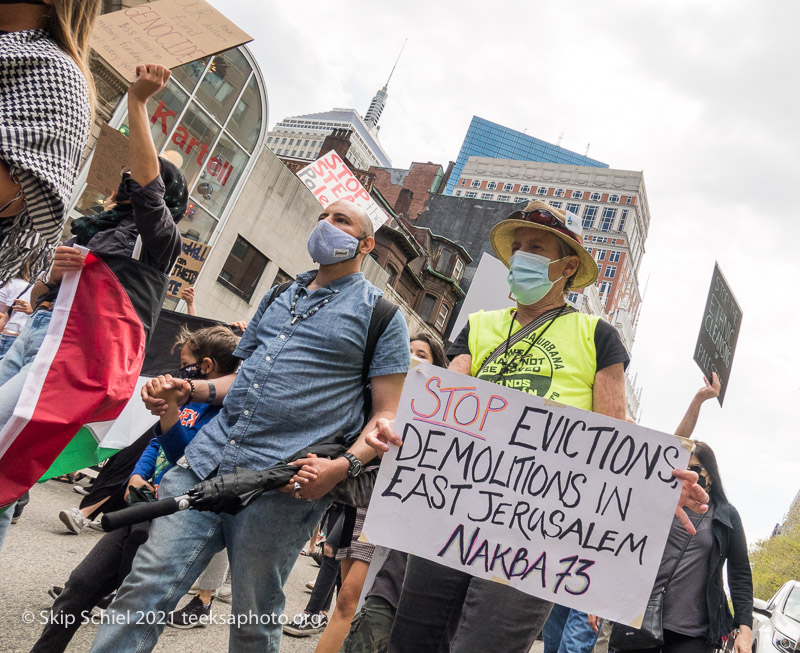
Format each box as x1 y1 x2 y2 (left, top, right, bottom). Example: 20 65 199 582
362 296 399 386
265 280 294 310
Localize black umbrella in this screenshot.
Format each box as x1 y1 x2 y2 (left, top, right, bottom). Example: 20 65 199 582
101 431 348 532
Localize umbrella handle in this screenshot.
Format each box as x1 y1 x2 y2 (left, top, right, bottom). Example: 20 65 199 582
100 494 192 532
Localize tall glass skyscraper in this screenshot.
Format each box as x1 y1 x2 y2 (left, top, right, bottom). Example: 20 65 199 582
445 116 608 195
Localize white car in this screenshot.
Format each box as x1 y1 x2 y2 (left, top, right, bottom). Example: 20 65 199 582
752 580 800 653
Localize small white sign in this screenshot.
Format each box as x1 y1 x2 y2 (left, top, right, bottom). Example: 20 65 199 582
363 363 690 625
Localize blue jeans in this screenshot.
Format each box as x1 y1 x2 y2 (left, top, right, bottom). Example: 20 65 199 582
0 311 51 553
0 309 51 419
543 605 602 653
0 332 17 360
89 465 328 653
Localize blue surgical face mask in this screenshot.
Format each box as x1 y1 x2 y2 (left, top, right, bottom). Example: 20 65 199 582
507 251 566 306
307 219 362 265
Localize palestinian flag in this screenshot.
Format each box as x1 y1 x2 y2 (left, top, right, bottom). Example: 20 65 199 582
38 309 229 481
0 251 168 508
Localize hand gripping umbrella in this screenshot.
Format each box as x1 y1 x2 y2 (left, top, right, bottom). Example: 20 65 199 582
101 431 348 532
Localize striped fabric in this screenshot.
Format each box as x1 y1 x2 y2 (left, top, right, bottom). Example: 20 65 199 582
0 29 91 283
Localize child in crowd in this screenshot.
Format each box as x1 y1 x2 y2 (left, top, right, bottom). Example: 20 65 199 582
30 325 240 652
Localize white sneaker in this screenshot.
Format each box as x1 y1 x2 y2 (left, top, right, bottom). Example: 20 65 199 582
59 507 87 534
87 519 105 532
72 484 90 496
216 567 232 603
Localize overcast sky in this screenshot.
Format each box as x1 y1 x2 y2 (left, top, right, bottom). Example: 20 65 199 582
210 0 799 545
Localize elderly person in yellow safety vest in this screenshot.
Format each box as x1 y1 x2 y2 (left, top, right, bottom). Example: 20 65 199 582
365 200 711 653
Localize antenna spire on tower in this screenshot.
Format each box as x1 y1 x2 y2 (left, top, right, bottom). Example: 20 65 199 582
365 39 407 130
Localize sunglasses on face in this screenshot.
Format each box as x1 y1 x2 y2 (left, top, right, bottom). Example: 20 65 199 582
507 209 580 245
688 464 708 489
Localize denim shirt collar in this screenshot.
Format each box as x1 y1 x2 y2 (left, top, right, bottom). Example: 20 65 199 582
295 270 365 295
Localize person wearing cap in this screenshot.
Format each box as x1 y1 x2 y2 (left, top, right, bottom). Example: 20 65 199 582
368 200 711 653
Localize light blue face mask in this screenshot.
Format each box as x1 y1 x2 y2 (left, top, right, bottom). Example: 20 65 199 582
507 251 566 305
307 219 362 265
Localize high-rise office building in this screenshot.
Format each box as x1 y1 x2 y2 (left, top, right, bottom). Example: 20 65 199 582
454 156 650 344
445 116 608 195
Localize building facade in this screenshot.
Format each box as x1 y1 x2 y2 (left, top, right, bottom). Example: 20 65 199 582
370 162 449 222
266 108 391 170
444 116 609 196
454 156 651 325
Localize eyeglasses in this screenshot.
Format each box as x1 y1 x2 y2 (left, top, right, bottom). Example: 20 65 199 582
507 209 580 244
688 464 708 489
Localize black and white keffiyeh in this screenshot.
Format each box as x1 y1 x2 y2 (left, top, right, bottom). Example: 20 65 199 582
0 28 91 284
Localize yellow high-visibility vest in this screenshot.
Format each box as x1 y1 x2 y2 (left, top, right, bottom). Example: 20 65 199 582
467 306 599 411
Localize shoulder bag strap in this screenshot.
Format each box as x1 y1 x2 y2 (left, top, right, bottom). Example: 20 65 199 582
662 510 708 593
476 305 577 376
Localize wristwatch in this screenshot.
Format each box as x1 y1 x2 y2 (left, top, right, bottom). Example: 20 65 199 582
342 452 363 478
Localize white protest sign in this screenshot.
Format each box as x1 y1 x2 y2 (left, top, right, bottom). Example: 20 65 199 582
362 363 691 626
451 252 514 337
297 150 389 231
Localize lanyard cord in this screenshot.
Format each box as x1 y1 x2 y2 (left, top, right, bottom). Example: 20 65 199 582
491 303 568 382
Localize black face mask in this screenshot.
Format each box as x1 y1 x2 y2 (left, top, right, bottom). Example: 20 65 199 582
177 363 206 380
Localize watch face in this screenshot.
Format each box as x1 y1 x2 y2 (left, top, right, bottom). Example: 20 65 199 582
347 454 362 477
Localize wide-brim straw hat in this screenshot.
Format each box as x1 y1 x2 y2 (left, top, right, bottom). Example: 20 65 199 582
490 200 598 289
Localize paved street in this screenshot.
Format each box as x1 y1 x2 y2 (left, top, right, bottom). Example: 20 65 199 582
1 480 548 652
0 479 326 652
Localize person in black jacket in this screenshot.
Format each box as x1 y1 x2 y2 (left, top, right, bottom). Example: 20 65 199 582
610 441 753 653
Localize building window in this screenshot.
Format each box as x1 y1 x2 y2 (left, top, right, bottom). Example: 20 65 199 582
520 185 531 193
598 281 612 294
567 292 579 305
281 137 287 144
609 194 620 203
605 266 617 278
217 235 268 302
590 192 601 201
503 183 513 191
453 257 465 282
536 186 548 195
471 180 481 188
436 247 454 276
596 249 606 261
618 209 628 231
549 201 562 209
435 304 450 330
599 207 617 232
554 188 565 197
487 181 497 190
572 190 583 199
566 202 580 216
291 150 297 157
455 190 462 197
582 205 598 229
460 179 466 186
626 197 632 205
465 191 477 198
609 251 621 263
480 192 494 200
586 247 593 253
303 139 309 146
497 194 511 202
515 196 527 202
288 138 294 145
386 264 399 286
418 293 437 322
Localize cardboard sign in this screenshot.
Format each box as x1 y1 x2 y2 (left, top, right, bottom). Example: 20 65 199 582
167 239 210 298
86 124 129 197
363 363 690 626
693 263 742 405
297 151 389 230
92 0 252 83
